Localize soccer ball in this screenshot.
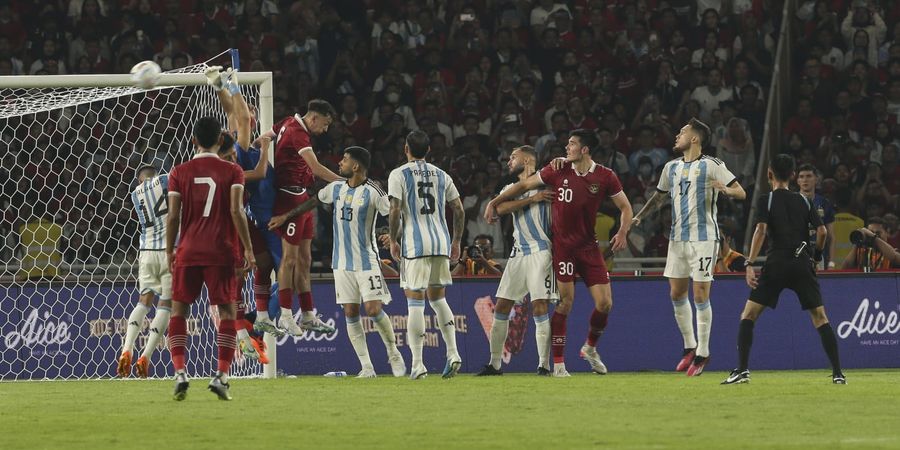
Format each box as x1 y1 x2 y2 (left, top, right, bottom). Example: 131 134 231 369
130 60 161 89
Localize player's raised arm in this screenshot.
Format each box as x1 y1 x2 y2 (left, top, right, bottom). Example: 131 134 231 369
244 135 270 182
609 191 633 252
300 148 344 183
229 168 255 273
484 173 544 223
495 189 554 215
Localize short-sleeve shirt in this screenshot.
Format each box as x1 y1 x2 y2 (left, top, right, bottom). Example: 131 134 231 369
500 183 551 256
537 161 623 249
318 179 390 271
131 174 169 250
755 189 823 256
388 160 460 258
657 155 736 242
168 153 245 267
273 114 314 189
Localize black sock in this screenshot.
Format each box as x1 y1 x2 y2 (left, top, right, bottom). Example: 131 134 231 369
737 319 755 371
817 323 842 375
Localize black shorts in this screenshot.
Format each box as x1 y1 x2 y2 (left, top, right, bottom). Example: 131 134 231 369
748 254 823 310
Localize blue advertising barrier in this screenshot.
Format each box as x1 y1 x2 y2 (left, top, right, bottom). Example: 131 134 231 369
2 273 898 379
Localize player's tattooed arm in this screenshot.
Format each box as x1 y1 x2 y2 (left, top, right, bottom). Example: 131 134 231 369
388 197 403 261
484 174 544 223
449 197 465 261
495 190 554 215
632 190 666 226
267 196 319 230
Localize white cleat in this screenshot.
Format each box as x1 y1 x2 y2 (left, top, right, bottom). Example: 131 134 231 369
409 365 428 380
389 353 407 377
278 315 306 336
552 365 571 377
580 344 608 375
357 367 377 378
300 315 336 335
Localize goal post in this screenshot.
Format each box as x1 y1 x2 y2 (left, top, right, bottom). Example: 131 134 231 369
0 52 277 380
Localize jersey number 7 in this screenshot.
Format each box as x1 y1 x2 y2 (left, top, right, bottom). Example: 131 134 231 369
417 181 436 215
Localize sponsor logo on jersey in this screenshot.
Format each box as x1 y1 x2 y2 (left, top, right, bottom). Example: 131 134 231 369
589 184 600 194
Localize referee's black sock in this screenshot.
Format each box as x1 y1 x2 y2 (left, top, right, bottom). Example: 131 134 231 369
737 319 754 371
816 323 843 375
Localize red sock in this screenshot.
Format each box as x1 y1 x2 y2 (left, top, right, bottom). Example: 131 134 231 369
235 306 246 331
299 291 314 312
586 309 609 347
254 270 271 312
216 319 237 374
551 311 568 364
168 315 187 372
278 288 293 310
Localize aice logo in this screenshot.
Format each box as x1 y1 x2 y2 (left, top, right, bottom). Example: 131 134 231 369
276 310 339 345
837 298 900 339
4 309 72 350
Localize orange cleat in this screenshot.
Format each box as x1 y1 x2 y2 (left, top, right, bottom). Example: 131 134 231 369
116 351 132 377
250 335 269 364
135 355 150 378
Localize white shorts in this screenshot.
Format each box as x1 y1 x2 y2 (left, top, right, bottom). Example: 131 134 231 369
138 251 172 299
400 256 452 291
334 269 392 305
496 249 559 302
664 241 719 282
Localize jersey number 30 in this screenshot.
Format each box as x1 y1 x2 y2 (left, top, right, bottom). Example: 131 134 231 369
557 187 573 203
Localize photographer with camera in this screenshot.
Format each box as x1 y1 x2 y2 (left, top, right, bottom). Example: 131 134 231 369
452 234 503 276
841 217 896 270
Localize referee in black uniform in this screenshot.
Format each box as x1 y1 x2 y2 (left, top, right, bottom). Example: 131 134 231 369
722 155 846 385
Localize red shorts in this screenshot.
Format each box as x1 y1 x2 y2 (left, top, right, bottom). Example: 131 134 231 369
553 245 610 286
172 265 238 305
272 189 314 244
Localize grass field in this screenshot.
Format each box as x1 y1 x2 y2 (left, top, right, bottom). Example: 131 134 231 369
2 369 898 449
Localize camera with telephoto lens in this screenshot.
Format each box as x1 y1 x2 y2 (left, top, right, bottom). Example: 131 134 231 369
467 246 483 259
849 229 876 248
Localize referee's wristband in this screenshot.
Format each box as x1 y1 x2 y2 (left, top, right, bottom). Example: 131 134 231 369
743 260 755 268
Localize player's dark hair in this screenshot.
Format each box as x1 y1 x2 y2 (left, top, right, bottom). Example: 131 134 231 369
797 163 818 176
570 128 598 152
135 164 157 179
218 131 234 156
687 117 710 148
514 145 536 158
192 116 222 149
307 99 337 118
406 130 430 158
344 146 371 171
770 154 796 182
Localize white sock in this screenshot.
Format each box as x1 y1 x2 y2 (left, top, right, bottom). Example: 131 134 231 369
124 303 149 353
695 300 712 358
141 306 170 359
429 298 459 361
407 299 426 368
489 311 509 370
372 310 400 355
534 313 551 369
672 298 697 350
346 315 373 370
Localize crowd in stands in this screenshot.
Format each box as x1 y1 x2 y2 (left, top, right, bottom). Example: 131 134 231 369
0 0 894 274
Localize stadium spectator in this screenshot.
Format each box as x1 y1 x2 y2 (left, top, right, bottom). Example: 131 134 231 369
842 216 894 270
452 234 502 276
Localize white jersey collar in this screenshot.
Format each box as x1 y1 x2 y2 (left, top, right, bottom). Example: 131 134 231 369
294 114 310 132
192 152 220 159
572 161 597 177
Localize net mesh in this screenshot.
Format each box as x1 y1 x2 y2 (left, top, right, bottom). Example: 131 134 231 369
0 52 268 380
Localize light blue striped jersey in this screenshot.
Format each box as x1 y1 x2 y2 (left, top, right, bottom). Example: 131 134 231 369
319 179 390 271
131 175 169 250
657 155 736 242
387 160 460 258
500 183 551 256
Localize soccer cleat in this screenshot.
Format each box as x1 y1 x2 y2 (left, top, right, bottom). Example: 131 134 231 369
676 348 696 372
116 351 132 377
250 335 269 364
552 365 571 377
357 368 377 378
580 344 608 375
441 357 462 379
239 338 260 360
135 356 149 378
686 355 709 377
721 369 750 385
389 353 406 377
300 315 336 335
409 365 428 380
172 373 189 401
253 318 286 338
536 366 552 376
832 373 847 385
475 365 503 376
208 376 232 401
278 315 307 336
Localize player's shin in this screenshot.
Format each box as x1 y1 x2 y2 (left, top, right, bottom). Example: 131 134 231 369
551 311 568 365
253 270 271 316
142 305 171 360
373 310 400 354
124 302 149 353
737 319 754 371
816 323 843 376
407 299 426 368
299 291 316 318
585 309 608 347
534 313 551 369
695 300 712 357
429 298 460 361
168 315 188 373
216 319 237 382
489 311 510 370
672 298 697 350
346 314 373 371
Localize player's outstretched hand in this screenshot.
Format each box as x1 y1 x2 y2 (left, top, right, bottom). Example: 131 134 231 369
205 65 224 90
390 241 402 262
610 231 627 252
267 214 288 230
483 201 498 224
533 190 555 203
745 266 758 289
549 157 566 171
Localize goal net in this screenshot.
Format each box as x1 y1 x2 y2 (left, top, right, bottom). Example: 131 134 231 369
0 50 274 380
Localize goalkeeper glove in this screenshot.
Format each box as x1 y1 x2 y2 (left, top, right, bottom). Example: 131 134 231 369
222 68 241 95
205 65 225 91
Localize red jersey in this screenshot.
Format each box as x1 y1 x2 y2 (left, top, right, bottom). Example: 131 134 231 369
538 161 624 249
169 153 245 267
273 114 315 189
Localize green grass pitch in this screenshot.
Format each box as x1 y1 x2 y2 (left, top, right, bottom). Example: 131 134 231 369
2 370 898 449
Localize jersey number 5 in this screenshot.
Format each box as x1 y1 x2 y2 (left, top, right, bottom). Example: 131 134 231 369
417 181 436 214
193 177 217 217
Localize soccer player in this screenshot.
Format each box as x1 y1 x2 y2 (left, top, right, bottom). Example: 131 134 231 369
475 145 557 376
631 118 746 376
485 129 633 377
388 130 466 380
165 116 256 401
268 146 406 378
259 99 341 336
722 154 845 385
796 164 836 269
117 165 171 378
